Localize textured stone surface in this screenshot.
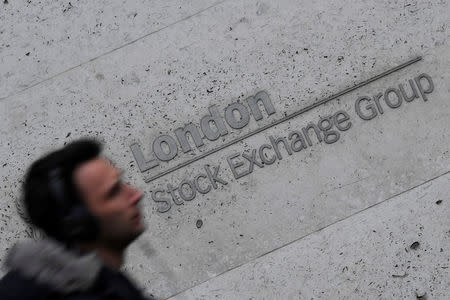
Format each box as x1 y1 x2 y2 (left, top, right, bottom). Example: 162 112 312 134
169 172 450 300
0 0 448 299
0 0 221 99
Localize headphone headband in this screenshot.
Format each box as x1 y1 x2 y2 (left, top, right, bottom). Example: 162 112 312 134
47 166 99 242
48 168 67 214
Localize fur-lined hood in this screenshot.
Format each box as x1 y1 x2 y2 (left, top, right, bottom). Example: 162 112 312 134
4 237 103 294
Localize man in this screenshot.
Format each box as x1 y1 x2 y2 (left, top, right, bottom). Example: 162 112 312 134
0 139 155 299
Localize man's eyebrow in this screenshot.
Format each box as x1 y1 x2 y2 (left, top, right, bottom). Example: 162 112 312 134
104 169 123 197
106 180 121 198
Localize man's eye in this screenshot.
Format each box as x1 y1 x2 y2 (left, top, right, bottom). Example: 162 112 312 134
109 183 122 197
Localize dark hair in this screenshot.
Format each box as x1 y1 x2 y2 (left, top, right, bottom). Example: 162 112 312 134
22 138 102 242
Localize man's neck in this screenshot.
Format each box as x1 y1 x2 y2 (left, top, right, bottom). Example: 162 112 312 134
75 242 125 270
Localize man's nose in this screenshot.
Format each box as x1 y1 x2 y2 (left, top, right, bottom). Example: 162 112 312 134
127 184 143 205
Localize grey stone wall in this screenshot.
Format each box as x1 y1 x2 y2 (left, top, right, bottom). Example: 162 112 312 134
1 0 448 299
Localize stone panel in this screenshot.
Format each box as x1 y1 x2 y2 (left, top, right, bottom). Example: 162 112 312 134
0 0 448 298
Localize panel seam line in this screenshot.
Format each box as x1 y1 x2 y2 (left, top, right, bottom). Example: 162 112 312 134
165 169 450 299
0 0 228 102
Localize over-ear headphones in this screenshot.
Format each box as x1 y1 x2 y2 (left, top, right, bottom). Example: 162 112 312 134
48 168 99 242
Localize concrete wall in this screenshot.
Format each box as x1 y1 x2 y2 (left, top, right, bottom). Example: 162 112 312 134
1 0 448 299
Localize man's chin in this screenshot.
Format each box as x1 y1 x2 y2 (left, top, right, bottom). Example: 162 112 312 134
116 234 141 249
135 219 147 233
130 224 146 241
111 228 146 248
135 225 146 237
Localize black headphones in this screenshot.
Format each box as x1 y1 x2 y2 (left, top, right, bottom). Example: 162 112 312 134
48 168 99 242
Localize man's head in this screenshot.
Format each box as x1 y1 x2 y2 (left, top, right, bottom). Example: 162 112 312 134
22 139 145 248
73 157 145 249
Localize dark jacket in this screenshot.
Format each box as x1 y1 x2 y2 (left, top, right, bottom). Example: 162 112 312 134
0 238 154 300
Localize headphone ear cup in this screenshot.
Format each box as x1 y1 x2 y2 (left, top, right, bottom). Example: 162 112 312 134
61 204 99 242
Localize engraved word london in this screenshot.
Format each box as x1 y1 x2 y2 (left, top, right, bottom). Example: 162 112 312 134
130 57 434 213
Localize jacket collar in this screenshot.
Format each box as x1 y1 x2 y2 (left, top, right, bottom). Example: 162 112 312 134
5 237 103 294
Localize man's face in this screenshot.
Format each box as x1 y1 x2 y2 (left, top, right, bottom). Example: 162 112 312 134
73 158 145 248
